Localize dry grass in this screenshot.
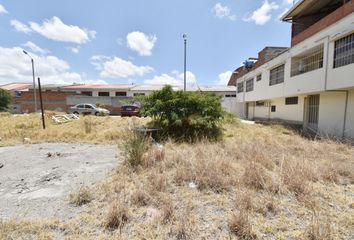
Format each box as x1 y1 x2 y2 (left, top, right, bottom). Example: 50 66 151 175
229 210 257 239
1 114 353 239
0 113 149 146
104 200 129 230
68 187 93 206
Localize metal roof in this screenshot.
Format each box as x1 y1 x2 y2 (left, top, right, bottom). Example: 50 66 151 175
63 84 134 90
0 83 31 91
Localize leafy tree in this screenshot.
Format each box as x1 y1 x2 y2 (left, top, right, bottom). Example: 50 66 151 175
0 89 11 111
139 86 224 142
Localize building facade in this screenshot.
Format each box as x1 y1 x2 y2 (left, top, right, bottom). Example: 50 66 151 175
228 0 354 139
0 83 236 115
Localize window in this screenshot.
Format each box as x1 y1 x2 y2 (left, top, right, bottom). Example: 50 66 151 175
271 105 276 112
237 82 244 93
225 94 236 98
269 64 285 86
98 92 109 96
291 44 324 76
246 79 254 92
76 104 84 108
256 74 262 81
334 33 354 68
256 101 265 106
133 93 145 96
115 92 127 97
285 96 298 105
85 104 94 109
81 91 92 96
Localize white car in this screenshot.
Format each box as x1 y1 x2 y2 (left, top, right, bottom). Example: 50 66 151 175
69 104 110 116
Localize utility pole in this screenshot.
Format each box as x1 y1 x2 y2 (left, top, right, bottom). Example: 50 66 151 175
183 34 187 92
23 50 37 112
37 77 46 129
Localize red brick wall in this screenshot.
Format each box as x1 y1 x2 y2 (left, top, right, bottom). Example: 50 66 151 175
13 91 77 113
292 0 354 46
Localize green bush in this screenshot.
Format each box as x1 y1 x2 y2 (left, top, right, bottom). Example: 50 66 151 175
123 130 151 168
0 89 11 111
138 86 224 142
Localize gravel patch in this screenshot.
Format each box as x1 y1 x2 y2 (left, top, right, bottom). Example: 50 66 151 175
0 143 118 220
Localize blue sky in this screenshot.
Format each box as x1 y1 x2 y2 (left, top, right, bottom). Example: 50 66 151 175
0 0 294 86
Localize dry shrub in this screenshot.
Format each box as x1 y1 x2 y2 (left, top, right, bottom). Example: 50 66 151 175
229 210 257 239
160 197 174 223
235 190 254 211
131 189 150 207
242 162 278 193
304 217 333 240
83 117 93 134
148 173 168 193
174 220 189 240
69 187 92 206
105 200 129 230
282 160 310 196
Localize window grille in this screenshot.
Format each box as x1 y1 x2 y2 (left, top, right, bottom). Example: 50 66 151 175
256 101 265 106
246 79 254 92
237 82 244 93
115 92 127 97
256 74 262 81
291 44 324 76
271 105 276 112
225 94 236 98
98 92 109 96
334 33 354 68
285 97 298 105
269 64 285 86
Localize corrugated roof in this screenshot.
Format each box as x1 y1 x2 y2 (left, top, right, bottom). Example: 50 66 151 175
0 83 31 91
63 84 134 90
132 84 236 92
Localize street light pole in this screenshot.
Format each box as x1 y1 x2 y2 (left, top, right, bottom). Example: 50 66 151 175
183 34 187 92
23 50 37 112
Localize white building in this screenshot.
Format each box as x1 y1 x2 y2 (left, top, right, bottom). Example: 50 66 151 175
228 0 354 139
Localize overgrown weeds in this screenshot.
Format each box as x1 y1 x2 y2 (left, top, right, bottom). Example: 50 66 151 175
68 187 92 206
104 200 129 230
122 130 151 168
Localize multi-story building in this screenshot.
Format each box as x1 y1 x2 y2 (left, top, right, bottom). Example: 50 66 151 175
228 0 354 139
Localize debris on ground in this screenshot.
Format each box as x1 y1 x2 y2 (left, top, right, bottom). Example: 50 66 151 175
52 114 80 124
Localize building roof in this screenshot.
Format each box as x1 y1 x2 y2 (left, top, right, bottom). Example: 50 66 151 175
281 0 343 21
131 84 236 92
63 84 134 90
0 83 31 91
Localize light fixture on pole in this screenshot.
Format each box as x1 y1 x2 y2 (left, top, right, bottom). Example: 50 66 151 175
183 34 187 92
23 50 37 112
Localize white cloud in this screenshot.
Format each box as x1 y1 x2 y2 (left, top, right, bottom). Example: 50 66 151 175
68 46 80 54
0 46 88 85
144 70 196 85
215 71 232 85
283 0 293 5
22 41 49 55
212 3 236 21
126 31 157 56
0 4 8 14
91 55 154 78
244 0 279 25
10 20 32 34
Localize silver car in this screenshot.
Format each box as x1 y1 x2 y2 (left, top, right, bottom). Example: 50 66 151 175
69 104 110 116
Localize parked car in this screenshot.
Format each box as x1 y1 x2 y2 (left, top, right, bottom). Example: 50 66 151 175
69 104 110 116
120 104 140 117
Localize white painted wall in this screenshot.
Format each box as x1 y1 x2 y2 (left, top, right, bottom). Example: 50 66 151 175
344 90 354 139
221 97 238 115
318 92 347 137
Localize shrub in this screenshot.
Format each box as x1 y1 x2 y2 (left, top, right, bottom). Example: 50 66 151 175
69 187 92 206
123 130 151 168
138 85 224 142
229 210 257 239
105 200 129 230
0 89 11 111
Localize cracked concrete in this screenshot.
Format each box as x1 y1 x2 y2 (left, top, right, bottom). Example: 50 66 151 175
0 143 118 220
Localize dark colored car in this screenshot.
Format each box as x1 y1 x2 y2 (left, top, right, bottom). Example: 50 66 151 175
120 104 140 117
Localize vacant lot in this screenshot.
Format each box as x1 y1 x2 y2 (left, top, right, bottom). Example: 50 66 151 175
0 113 353 239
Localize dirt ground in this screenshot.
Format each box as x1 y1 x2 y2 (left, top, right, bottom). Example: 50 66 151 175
0 143 118 220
